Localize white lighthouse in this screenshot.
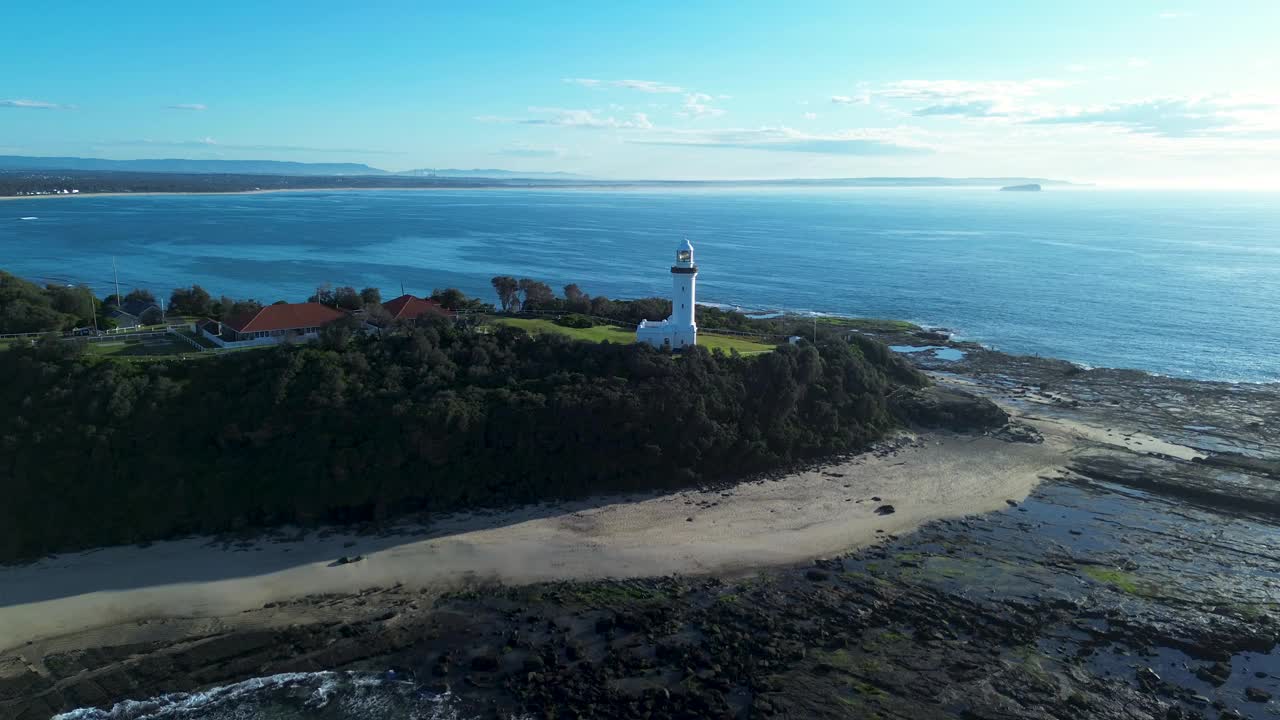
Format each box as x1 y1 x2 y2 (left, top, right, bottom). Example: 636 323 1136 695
636 238 699 349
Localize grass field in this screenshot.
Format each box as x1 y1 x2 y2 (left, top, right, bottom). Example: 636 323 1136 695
85 335 196 358
492 317 777 354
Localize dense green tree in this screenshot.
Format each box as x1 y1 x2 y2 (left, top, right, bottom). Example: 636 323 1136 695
431 288 467 310
169 285 213 316
491 276 520 312
563 284 590 313
334 286 362 311
365 302 393 327
124 289 157 305
0 272 84 333
359 287 382 307
518 278 555 311
308 284 337 307
47 285 86 316
229 299 264 319
318 314 364 350
589 296 616 317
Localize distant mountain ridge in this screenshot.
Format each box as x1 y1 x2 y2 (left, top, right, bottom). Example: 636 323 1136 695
0 156 1084 187
0 156 388 176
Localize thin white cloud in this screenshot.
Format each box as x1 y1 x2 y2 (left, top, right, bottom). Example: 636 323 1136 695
678 93 724 118
473 114 511 123
614 79 683 93
1026 95 1280 138
563 78 683 93
1 99 73 110
167 103 207 111
830 95 868 105
629 126 934 156
494 143 568 158
1065 64 1089 73
521 107 653 129
803 112 818 120
1128 57 1152 68
878 79 1069 118
1158 10 1192 19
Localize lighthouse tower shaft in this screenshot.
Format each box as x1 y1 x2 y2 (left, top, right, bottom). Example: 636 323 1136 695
670 239 698 347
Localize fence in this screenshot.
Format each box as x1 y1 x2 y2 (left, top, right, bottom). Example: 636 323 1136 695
489 309 795 342
0 320 181 341
166 326 206 352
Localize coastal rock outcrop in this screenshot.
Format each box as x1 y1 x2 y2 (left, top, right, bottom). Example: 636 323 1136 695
888 386 1009 431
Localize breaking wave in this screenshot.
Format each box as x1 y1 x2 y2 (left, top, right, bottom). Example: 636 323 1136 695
53 671 480 720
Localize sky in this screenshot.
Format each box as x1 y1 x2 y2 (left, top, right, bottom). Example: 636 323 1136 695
2 0 1278 187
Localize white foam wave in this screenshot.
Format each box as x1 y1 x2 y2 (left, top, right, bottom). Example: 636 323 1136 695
51 670 472 720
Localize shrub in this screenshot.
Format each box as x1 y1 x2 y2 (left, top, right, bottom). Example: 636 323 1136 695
555 314 596 329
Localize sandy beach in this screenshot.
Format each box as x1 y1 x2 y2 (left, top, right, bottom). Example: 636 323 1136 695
0 426 1068 655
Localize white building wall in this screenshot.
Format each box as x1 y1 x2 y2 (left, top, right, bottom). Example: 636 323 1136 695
200 326 321 348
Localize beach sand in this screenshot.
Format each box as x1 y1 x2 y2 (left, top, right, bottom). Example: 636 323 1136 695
0 427 1069 655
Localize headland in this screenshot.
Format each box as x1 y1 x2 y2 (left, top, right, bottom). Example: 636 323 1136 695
2 327 1276 720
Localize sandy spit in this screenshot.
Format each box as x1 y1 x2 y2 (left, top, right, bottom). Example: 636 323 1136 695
0 429 1069 654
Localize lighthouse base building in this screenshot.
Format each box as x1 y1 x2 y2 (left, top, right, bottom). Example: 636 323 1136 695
637 238 699 350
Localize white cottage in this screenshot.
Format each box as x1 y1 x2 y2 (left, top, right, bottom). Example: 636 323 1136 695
636 238 698 350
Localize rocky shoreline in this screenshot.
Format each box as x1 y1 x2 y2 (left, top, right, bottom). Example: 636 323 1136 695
3 342 1278 720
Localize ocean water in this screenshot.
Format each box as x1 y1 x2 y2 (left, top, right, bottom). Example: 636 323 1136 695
2 187 1277 382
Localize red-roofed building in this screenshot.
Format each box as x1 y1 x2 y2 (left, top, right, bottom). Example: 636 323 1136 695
199 302 347 346
380 294 454 325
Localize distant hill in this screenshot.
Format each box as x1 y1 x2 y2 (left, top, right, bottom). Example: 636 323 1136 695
396 168 593 180
0 156 1085 189
0 156 389 176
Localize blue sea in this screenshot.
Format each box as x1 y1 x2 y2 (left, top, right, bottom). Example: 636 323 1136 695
3 187 1278 382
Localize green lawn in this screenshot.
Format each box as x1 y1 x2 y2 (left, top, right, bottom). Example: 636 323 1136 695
492 317 776 354
86 335 196 358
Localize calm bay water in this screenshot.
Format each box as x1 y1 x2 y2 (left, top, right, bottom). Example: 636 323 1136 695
2 187 1277 382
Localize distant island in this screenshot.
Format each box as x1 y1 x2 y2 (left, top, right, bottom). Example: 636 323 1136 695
1000 183 1042 192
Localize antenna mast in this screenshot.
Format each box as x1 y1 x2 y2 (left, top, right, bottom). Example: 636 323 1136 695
112 257 122 308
